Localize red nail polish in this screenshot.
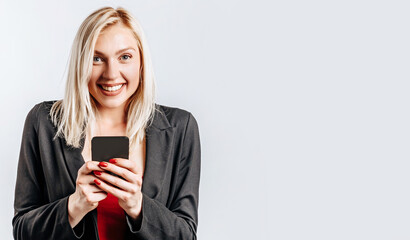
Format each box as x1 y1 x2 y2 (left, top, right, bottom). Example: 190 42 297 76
94 179 101 185
99 162 108 167
109 159 117 164
94 171 102 176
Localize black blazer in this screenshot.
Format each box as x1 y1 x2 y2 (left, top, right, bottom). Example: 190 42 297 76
13 101 201 240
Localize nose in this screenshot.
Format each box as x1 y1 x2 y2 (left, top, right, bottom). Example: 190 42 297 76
102 59 120 80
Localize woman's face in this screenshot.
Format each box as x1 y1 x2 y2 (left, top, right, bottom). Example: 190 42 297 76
88 23 141 111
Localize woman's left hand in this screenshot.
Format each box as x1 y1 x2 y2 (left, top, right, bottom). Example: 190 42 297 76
93 158 143 220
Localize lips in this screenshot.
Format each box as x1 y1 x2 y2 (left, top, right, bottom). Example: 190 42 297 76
97 83 126 96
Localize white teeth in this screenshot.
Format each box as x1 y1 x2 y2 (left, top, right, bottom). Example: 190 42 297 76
101 84 123 92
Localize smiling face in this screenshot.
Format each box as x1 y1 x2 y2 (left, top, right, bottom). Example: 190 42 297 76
88 23 141 111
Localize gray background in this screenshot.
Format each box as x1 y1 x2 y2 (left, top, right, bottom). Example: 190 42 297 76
1 0 409 239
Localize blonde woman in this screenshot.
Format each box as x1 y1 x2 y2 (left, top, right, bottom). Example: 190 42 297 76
13 6 201 240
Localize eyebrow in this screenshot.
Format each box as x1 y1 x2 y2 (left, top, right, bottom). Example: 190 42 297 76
94 47 136 56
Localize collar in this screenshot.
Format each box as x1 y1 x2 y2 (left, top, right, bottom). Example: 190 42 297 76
148 104 172 131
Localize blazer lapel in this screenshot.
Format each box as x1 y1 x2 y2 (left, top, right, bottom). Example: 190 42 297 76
142 105 175 199
60 136 86 189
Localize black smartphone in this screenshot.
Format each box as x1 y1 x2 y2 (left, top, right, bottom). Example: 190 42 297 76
91 136 129 161
92 136 129 178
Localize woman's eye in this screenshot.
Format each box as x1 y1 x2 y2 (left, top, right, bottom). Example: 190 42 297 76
93 56 103 62
121 55 132 60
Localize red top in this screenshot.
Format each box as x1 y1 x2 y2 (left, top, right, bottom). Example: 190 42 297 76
97 193 127 240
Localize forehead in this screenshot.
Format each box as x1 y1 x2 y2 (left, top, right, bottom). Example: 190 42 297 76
94 23 138 51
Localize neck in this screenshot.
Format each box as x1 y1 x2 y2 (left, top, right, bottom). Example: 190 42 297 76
95 105 127 127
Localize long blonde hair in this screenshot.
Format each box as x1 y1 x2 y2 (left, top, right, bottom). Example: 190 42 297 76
50 6 157 149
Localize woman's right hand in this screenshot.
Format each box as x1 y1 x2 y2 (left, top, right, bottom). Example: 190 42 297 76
68 161 107 228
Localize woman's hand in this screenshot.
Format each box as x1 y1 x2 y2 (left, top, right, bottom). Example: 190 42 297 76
93 158 143 220
68 161 108 228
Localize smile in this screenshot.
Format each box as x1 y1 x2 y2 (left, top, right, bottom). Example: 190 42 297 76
99 84 124 92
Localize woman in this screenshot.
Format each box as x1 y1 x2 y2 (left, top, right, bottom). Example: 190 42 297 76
13 6 201 240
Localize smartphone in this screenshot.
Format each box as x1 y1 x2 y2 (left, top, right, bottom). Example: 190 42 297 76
92 136 129 178
91 136 129 161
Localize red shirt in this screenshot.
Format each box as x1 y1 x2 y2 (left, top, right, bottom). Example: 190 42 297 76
97 193 127 240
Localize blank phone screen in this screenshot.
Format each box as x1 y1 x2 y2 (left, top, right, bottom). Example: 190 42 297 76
91 136 129 162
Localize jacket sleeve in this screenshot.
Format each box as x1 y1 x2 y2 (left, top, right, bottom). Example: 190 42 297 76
126 112 201 240
12 103 84 240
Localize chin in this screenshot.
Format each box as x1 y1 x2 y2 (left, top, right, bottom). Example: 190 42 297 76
95 98 127 110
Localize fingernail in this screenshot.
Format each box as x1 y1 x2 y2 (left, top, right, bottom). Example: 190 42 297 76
99 162 108 167
109 159 117 164
94 171 102 176
94 179 101 185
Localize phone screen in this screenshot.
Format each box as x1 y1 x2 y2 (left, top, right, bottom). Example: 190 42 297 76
91 136 129 162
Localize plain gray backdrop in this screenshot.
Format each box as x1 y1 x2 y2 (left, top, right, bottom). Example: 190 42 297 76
1 0 409 239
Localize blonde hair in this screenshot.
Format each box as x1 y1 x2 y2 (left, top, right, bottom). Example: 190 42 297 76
50 6 157 149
